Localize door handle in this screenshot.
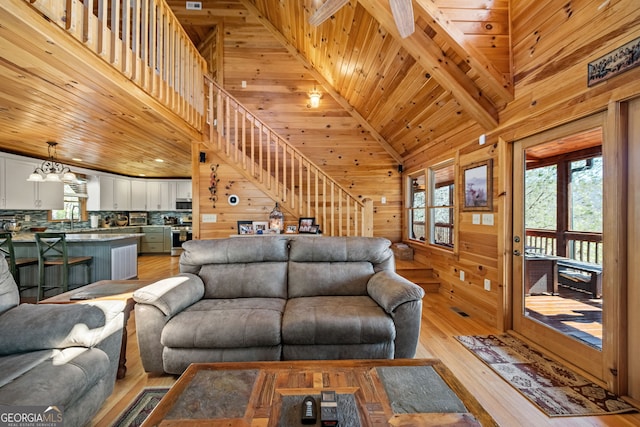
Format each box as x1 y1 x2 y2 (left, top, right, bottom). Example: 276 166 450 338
513 250 521 256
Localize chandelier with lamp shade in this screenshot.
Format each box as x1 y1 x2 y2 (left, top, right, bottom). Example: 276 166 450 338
27 141 77 183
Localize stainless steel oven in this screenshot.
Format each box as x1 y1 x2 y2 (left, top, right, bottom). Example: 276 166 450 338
171 226 192 256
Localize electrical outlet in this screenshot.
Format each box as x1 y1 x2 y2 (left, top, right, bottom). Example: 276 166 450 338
24 215 30 222
459 270 465 281
381 196 386 204
202 214 217 223
482 213 494 226
241 80 247 88
484 279 491 291
472 214 480 225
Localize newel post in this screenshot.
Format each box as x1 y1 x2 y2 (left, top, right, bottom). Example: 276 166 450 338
362 198 374 237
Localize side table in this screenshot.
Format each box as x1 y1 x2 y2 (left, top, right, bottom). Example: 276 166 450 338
40 279 154 379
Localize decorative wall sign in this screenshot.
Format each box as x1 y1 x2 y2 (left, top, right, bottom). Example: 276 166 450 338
208 164 220 207
462 160 493 211
588 36 640 87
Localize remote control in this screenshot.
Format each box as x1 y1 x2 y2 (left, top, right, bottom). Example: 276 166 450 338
320 390 338 427
301 395 317 424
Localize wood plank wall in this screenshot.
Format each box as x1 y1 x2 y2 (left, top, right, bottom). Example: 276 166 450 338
195 13 403 241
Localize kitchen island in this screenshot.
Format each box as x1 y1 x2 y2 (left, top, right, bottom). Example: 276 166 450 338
12 233 144 294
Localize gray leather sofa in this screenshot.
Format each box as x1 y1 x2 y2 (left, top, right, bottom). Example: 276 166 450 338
0 257 125 427
134 236 425 374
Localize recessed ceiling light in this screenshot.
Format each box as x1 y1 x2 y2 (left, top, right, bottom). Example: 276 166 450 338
155 158 164 163
139 173 146 177
72 158 82 162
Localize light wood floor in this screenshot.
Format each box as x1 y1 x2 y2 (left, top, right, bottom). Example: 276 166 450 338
89 255 640 426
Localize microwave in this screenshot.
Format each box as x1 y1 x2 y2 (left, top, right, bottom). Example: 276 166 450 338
176 199 192 210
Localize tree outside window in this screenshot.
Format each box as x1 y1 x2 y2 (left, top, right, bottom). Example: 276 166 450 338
408 173 426 241
429 162 454 248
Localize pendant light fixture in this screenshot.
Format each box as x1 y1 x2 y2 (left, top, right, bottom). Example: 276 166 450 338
27 141 77 183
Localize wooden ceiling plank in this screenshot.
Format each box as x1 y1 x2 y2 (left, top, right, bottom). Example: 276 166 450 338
337 10 370 97
237 0 403 164
360 0 499 130
413 0 513 102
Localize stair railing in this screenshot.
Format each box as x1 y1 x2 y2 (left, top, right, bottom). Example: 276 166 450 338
205 76 373 237
26 0 206 129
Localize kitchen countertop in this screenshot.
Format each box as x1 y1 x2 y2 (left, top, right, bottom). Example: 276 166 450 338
12 233 145 242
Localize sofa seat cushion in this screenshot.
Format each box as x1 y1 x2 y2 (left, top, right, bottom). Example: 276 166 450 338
161 298 286 349
282 296 395 345
0 347 110 407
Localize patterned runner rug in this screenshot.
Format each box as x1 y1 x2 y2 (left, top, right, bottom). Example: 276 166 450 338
111 387 168 427
456 334 637 417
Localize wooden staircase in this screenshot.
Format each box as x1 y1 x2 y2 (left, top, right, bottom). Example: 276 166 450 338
396 259 440 294
203 77 374 237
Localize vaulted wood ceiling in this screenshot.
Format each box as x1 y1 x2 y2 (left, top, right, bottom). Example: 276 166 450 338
0 0 513 178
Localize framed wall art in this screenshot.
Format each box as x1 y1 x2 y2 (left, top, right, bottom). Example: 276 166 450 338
462 160 492 211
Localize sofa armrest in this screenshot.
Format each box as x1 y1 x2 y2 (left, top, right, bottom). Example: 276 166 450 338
0 300 126 355
132 274 204 373
133 273 204 317
367 271 425 358
367 271 424 314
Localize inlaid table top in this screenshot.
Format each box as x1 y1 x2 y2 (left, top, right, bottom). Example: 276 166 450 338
142 359 495 427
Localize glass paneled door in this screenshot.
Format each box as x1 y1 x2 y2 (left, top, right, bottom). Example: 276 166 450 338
512 114 605 380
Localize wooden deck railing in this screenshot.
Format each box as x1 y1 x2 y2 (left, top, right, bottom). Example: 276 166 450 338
204 77 373 237
27 0 206 129
525 228 603 265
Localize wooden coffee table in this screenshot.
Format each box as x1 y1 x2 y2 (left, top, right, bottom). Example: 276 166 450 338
40 279 154 379
142 359 495 426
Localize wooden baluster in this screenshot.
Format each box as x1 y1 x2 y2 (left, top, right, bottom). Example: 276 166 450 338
298 156 303 214
258 124 264 183
121 0 131 78
330 182 335 236
241 108 247 170
250 115 256 177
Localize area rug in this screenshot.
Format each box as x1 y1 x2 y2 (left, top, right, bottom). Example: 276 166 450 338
456 334 636 417
111 387 168 427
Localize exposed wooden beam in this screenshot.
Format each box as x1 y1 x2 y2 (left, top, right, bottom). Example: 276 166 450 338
237 0 405 165
361 0 499 130
413 0 513 104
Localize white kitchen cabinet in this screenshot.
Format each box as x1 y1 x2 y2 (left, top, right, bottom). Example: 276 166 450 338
87 175 131 211
3 158 63 210
175 180 192 199
146 180 173 211
130 180 147 211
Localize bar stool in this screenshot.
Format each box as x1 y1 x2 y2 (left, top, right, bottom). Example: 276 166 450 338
0 232 39 295
34 232 93 301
